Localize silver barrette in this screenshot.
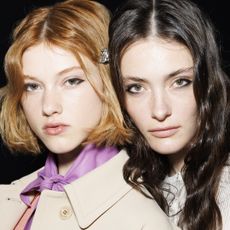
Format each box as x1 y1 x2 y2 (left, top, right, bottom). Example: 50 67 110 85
99 48 109 64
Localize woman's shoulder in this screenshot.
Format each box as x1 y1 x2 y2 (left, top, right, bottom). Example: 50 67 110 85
217 162 230 230
119 188 180 229
218 162 230 202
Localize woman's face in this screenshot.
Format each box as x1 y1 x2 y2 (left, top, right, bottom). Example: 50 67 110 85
121 38 197 156
21 43 103 155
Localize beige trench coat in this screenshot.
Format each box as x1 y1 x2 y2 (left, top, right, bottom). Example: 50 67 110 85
0 150 180 230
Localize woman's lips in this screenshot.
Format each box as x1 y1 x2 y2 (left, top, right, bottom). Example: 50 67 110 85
43 124 69 135
149 126 180 138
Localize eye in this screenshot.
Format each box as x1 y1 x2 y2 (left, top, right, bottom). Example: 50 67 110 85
173 78 192 88
24 83 41 92
65 78 84 87
125 84 144 94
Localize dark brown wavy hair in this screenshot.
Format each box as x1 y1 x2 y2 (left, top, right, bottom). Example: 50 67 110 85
109 0 230 229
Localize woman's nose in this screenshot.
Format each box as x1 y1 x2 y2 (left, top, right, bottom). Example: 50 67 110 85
42 90 62 116
150 91 172 121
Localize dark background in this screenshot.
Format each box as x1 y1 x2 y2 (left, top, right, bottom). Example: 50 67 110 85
0 0 229 184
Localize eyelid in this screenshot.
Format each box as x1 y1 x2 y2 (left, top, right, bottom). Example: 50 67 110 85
172 77 193 88
66 76 84 80
64 72 85 78
24 82 41 92
124 83 145 95
175 74 193 80
64 74 84 80
24 78 39 84
64 76 85 86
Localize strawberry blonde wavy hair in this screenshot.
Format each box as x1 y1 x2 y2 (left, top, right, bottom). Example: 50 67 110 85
0 0 131 154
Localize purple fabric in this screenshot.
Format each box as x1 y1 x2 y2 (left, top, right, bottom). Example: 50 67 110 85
20 144 118 206
20 144 118 229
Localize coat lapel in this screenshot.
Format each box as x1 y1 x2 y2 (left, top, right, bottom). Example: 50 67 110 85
0 184 28 229
0 168 41 229
64 150 131 228
0 151 131 229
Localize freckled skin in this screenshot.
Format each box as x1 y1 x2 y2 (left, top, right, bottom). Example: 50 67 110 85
21 43 103 156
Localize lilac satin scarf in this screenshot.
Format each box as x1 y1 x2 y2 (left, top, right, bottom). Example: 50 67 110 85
20 144 118 206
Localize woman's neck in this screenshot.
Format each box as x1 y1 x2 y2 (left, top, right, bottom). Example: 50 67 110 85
167 150 186 176
56 146 83 176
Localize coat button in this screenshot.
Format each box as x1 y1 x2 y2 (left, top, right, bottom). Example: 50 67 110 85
59 206 72 220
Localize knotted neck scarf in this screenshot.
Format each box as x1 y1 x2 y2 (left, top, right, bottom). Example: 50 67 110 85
19 143 118 229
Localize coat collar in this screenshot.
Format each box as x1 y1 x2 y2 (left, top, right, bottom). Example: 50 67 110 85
0 149 131 229
64 149 132 228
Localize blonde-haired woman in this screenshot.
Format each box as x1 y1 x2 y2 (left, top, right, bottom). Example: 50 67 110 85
0 0 179 229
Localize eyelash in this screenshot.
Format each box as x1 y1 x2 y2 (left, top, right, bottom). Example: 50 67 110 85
65 77 84 86
23 77 84 92
125 84 144 94
124 77 192 94
24 83 40 92
173 78 192 88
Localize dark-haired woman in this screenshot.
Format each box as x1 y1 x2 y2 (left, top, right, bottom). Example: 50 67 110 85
109 0 230 229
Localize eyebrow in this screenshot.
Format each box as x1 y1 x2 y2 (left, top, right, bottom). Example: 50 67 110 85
123 66 194 83
57 66 84 76
168 66 194 77
122 76 147 83
23 66 84 80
